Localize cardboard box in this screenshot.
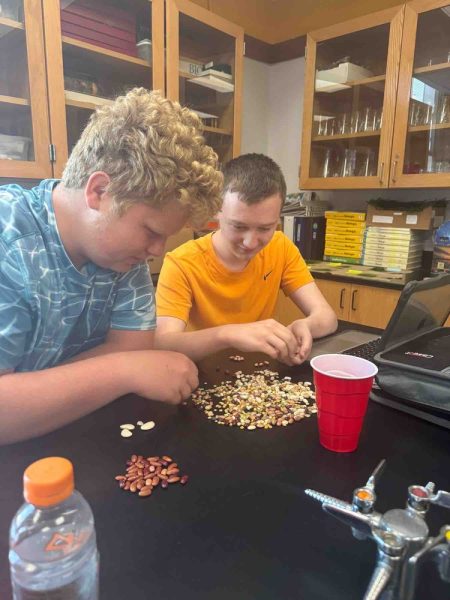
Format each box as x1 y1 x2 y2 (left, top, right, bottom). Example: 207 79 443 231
317 62 373 84
366 205 446 230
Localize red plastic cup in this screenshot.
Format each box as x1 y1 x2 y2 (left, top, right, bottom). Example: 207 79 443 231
310 354 378 453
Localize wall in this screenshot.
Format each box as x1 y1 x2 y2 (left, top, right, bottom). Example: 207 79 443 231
241 58 269 155
241 56 305 192
267 57 305 193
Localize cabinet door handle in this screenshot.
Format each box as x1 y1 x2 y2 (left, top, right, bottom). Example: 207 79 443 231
351 289 358 311
378 161 385 185
339 288 346 309
392 159 398 183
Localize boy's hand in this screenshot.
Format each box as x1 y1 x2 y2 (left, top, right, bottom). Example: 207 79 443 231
126 350 199 404
224 320 302 366
287 319 313 363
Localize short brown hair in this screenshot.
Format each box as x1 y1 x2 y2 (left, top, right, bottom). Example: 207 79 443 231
222 153 286 206
62 88 223 227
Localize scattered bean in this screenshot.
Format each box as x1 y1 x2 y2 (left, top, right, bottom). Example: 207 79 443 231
140 421 156 430
120 429 133 438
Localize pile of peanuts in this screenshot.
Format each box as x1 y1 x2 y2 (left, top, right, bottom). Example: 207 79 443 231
115 454 188 497
191 369 316 429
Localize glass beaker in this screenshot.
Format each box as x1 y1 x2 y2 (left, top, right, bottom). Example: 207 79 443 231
341 148 357 177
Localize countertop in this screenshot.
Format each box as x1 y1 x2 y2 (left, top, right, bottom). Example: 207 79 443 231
310 269 405 290
1 351 449 599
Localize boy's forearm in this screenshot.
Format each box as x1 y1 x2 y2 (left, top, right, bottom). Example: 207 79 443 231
154 326 233 361
0 353 130 445
300 308 338 338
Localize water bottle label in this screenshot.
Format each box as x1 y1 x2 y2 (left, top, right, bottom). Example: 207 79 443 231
45 532 89 555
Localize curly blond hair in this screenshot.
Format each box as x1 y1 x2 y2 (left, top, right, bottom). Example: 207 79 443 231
62 88 223 226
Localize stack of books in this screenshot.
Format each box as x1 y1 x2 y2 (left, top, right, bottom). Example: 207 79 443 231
324 211 366 264
362 227 425 271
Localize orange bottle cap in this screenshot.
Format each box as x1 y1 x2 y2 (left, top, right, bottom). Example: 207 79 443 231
24 457 74 507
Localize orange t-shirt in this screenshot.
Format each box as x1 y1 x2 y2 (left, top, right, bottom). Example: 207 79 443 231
156 231 314 330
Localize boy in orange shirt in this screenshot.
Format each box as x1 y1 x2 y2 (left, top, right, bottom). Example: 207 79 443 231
155 154 337 365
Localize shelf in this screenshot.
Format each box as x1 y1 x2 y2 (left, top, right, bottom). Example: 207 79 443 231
0 94 29 106
0 16 24 37
203 125 232 135
412 63 450 94
64 90 114 111
408 122 450 133
346 74 386 86
312 130 381 142
414 62 450 75
188 75 234 93
316 74 385 93
62 36 150 68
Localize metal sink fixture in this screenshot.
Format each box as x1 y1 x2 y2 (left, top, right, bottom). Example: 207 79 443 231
305 459 450 600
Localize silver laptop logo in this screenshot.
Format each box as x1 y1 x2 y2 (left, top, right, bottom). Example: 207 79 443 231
404 351 434 359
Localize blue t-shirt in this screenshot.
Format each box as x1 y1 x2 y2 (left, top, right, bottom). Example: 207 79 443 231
0 180 156 373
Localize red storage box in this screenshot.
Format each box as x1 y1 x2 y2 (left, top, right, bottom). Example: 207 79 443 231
61 0 137 56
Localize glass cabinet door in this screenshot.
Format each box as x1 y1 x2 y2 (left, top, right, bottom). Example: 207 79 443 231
0 0 52 178
391 1 450 187
166 0 243 167
44 0 165 177
300 7 404 189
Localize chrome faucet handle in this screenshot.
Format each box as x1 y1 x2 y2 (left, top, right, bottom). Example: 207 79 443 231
366 458 386 491
353 459 386 514
429 490 450 510
323 501 381 537
408 483 450 513
305 488 381 536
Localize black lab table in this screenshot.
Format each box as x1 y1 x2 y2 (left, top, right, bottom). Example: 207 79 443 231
1 351 449 599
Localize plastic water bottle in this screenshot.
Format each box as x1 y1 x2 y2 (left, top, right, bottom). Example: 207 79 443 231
9 457 99 599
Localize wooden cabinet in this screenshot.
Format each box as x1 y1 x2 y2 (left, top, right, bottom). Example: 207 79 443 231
0 0 242 180
300 0 450 189
274 280 401 329
0 0 52 178
315 279 401 329
148 226 193 275
390 0 450 187
166 0 244 166
44 0 165 177
273 290 305 325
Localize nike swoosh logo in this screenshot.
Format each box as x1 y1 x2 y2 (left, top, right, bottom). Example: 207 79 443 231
263 270 273 280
